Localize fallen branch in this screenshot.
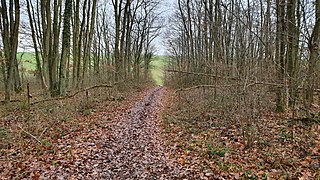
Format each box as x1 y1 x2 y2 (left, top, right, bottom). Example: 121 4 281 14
0 99 22 104
250 82 320 93
175 84 243 92
175 81 320 93
39 128 48 139
167 69 319 89
18 125 42 144
31 82 118 105
166 69 240 80
67 83 116 98
247 81 284 87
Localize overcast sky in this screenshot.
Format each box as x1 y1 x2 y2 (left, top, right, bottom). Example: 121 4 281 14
17 0 176 55
155 0 175 55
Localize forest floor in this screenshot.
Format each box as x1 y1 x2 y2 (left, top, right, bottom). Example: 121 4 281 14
162 89 320 179
1 85 319 179
0 86 185 179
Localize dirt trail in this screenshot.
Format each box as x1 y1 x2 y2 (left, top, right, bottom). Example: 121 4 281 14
101 87 181 179
36 87 183 179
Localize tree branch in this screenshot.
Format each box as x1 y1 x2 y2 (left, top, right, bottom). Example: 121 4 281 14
18 125 42 144
175 82 320 93
166 69 240 80
31 82 118 105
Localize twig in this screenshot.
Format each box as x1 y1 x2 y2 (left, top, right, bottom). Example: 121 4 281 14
18 125 42 144
39 128 48 139
31 82 118 105
175 84 243 92
166 69 240 80
0 99 22 104
175 81 320 93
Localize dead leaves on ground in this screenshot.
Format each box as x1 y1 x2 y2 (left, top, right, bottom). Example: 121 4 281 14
0 86 153 179
0 86 185 179
1 85 319 179
162 89 320 179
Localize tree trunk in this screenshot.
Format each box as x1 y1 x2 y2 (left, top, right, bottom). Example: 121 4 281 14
305 0 320 111
26 0 48 91
275 0 286 112
0 0 20 102
72 0 80 87
59 0 72 96
287 0 299 107
113 0 123 82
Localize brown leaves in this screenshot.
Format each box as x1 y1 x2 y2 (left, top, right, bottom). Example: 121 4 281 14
2 85 319 179
1 86 165 179
162 89 320 179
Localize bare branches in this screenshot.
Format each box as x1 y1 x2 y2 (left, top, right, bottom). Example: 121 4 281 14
175 84 243 92
166 69 240 80
175 81 320 94
30 83 117 105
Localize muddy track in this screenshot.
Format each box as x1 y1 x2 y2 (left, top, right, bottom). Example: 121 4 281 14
55 87 183 179
102 87 181 179
30 87 183 179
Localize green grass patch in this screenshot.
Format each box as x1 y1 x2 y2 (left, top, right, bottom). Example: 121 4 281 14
17 52 37 72
0 127 8 139
150 56 168 86
208 144 232 158
17 52 169 85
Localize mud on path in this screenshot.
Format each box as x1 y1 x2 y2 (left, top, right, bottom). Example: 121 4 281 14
102 87 181 179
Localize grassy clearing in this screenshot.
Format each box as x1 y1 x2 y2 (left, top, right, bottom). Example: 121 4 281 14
16 53 168 86
17 52 36 71
150 56 168 86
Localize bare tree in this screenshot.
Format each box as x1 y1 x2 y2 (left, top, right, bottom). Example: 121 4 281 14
0 0 20 101
305 0 320 111
26 0 47 91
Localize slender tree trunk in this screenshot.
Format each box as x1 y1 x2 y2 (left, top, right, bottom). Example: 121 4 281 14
26 0 48 91
0 0 20 102
287 0 298 107
305 0 320 111
81 0 97 86
59 0 72 96
72 0 80 87
275 0 286 112
113 0 123 82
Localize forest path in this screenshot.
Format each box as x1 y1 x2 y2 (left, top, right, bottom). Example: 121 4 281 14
32 86 183 179
101 86 181 179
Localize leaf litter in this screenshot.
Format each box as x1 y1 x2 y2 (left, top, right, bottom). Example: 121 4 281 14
1 87 186 179
162 89 320 179
2 86 318 179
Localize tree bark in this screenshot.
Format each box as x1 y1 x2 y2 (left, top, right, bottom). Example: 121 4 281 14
305 0 320 111
275 0 286 112
59 0 72 96
0 0 20 102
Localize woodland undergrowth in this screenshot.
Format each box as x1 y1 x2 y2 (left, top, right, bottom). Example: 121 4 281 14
162 79 320 179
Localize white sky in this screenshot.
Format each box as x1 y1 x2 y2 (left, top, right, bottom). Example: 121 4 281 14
17 0 176 55
154 0 175 55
